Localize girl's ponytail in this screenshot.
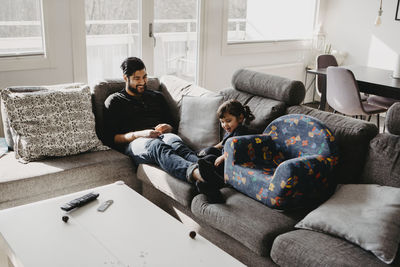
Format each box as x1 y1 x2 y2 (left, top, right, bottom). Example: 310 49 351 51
243 105 255 125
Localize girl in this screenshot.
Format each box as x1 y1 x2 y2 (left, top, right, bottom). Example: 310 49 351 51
197 100 255 196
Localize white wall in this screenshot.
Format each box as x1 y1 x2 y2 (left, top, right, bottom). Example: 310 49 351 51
322 0 400 70
199 0 310 91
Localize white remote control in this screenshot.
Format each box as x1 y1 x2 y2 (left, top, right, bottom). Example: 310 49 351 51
97 200 113 212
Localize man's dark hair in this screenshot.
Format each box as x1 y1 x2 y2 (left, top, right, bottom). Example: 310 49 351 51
120 57 146 77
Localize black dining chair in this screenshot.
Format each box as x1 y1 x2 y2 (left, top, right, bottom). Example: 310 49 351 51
315 54 338 110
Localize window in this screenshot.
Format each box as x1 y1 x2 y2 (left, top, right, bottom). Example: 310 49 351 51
85 0 140 83
153 0 199 81
0 0 45 57
84 0 199 84
227 0 317 43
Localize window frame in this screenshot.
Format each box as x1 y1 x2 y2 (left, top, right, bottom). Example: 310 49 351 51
0 0 54 72
221 0 318 56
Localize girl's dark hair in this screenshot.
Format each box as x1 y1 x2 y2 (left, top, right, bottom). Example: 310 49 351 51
217 100 255 125
120 57 146 77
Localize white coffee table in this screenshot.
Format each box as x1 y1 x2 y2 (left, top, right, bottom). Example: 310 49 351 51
0 182 243 267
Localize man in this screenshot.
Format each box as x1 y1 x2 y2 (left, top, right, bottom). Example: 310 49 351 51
104 57 222 202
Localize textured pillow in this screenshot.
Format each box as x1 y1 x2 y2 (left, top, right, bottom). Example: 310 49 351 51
1 84 107 162
361 134 400 187
296 184 400 264
178 95 223 151
386 102 400 135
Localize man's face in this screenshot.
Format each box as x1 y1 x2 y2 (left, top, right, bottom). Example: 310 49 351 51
125 69 148 95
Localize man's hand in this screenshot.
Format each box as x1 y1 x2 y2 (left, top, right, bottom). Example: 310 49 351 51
115 129 161 144
135 129 161 138
214 154 225 167
155 123 173 134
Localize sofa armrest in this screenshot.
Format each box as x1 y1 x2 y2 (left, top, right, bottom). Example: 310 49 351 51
224 134 275 166
270 155 337 208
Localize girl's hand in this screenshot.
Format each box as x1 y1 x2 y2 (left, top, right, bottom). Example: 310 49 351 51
155 123 173 133
214 155 225 167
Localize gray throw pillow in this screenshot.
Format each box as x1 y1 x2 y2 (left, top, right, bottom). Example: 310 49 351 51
296 184 400 264
1 84 107 162
178 95 223 151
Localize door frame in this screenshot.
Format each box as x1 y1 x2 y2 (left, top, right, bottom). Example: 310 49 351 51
71 0 202 83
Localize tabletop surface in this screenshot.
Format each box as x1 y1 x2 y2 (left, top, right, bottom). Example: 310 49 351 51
307 65 400 89
0 182 243 267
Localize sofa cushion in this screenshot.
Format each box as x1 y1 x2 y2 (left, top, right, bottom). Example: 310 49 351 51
231 68 305 105
178 95 223 151
1 84 106 162
91 78 161 143
0 150 136 209
295 184 400 264
160 76 219 132
385 102 400 135
287 105 378 184
191 187 307 257
271 230 390 267
219 88 286 133
160 75 217 109
137 164 197 208
361 133 400 187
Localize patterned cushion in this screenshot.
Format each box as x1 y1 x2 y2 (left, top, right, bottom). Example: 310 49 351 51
1 84 107 162
224 114 339 209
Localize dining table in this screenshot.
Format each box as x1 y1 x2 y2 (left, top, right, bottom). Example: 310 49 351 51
305 65 400 110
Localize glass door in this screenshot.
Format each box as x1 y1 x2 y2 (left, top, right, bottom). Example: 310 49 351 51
84 0 140 84
84 0 199 84
152 0 199 82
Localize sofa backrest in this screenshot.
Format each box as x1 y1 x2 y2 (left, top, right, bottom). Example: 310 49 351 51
287 105 378 184
231 68 306 105
361 103 400 187
91 78 161 143
220 69 306 134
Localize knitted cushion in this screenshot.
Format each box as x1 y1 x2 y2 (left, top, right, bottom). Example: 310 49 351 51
1 84 107 162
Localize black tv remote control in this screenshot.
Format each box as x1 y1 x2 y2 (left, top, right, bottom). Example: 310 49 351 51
60 192 99 211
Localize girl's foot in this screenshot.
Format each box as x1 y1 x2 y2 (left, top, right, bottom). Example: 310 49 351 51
195 181 224 204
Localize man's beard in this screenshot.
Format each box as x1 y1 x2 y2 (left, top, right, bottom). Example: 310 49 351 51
127 84 146 95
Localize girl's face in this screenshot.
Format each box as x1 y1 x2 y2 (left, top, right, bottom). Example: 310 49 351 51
220 112 244 133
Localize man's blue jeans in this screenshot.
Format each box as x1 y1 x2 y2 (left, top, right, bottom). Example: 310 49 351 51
124 133 198 182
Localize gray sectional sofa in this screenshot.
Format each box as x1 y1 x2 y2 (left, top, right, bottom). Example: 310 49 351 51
1 69 399 266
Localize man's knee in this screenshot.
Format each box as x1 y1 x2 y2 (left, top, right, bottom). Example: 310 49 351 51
147 138 172 156
161 133 182 145
147 138 164 150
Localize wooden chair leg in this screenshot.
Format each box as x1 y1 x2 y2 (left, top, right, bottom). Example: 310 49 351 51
367 115 371 122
